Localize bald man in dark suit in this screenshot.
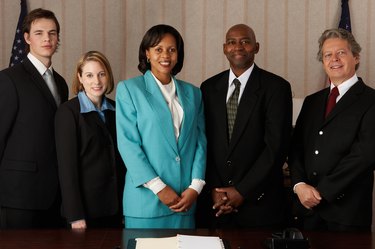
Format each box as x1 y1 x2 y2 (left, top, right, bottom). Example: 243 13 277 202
198 24 292 228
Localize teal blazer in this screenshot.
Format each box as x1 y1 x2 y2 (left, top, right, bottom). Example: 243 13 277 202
116 70 206 218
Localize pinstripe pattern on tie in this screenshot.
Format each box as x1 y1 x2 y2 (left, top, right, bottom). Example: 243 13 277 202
226 78 241 141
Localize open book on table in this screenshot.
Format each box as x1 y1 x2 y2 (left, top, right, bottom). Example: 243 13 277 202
129 234 227 249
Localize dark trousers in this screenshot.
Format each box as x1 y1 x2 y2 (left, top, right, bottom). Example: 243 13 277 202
303 212 370 232
0 198 63 229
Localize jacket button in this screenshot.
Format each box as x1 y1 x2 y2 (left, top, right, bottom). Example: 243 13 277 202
312 171 317 176
314 150 319 155
228 180 233 185
319 131 323 135
175 156 180 162
227 160 232 166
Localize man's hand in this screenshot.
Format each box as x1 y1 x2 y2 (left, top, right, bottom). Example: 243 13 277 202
212 187 243 217
71 219 87 230
216 187 244 208
295 183 322 209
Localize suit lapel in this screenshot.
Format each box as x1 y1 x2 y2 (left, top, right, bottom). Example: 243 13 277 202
23 58 58 109
175 79 193 150
313 88 330 126
144 71 178 153
212 72 231 151
228 65 260 153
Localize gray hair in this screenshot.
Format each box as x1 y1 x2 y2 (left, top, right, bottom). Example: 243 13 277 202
317 28 361 70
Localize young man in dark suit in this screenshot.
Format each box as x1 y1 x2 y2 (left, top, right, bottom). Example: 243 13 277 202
289 28 375 231
0 8 68 228
198 24 292 228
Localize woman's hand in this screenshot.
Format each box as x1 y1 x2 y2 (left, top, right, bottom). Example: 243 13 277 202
169 188 198 212
157 186 181 207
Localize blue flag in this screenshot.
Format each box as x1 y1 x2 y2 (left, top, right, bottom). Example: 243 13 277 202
9 0 28 67
339 0 351 32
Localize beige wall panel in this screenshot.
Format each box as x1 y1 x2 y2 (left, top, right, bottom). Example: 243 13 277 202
287 0 308 98
353 0 372 87
103 0 123 99
56 0 83 93
123 0 145 81
367 0 375 87
246 1 266 71
164 0 183 29
1 1 19 67
83 0 104 52
143 0 163 29
183 0 204 86
265 0 286 78
203 0 225 81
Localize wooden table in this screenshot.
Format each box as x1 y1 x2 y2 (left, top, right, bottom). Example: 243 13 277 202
0 228 373 249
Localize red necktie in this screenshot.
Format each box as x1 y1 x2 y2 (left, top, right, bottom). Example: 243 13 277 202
325 87 339 118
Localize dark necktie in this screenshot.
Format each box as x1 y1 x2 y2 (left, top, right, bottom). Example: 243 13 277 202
325 86 339 118
227 79 241 141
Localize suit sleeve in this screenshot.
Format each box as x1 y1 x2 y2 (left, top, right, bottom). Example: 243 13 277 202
236 81 292 199
288 98 310 185
55 104 85 222
190 89 207 180
116 82 159 187
0 72 18 160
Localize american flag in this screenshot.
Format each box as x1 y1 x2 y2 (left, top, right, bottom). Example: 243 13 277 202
9 0 28 67
339 0 351 32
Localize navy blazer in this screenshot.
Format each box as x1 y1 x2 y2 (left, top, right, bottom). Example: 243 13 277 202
289 79 375 227
0 57 68 210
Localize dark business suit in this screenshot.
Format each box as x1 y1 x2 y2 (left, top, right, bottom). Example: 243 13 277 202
55 97 125 226
0 57 68 228
289 79 375 229
198 64 292 228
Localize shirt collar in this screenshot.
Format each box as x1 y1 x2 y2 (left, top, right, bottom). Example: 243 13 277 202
27 53 53 76
228 63 254 87
151 72 177 101
330 74 358 97
78 91 115 114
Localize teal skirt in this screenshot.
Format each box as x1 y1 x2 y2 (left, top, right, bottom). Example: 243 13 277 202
125 214 195 229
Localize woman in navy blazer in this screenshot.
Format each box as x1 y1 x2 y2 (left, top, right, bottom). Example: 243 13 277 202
116 25 206 228
55 51 125 229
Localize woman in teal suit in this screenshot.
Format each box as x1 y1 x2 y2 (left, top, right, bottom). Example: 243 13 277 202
116 24 206 228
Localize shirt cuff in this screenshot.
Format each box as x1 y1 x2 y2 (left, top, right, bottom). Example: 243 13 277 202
188 179 206 194
143 176 167 194
293 182 306 193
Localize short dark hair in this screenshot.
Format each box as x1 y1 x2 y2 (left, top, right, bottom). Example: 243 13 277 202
22 8 60 52
138 24 184 75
